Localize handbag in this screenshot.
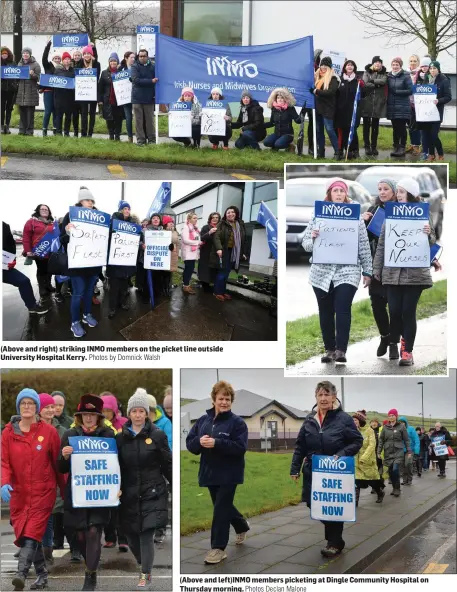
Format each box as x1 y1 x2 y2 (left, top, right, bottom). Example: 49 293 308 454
447 446 455 457
48 248 68 275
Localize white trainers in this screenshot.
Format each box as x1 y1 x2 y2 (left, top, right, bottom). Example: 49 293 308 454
204 549 227 564
236 522 250 545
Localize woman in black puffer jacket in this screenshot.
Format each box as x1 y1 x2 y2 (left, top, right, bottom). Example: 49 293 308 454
334 60 364 159
231 90 266 150
1 46 19 134
264 87 301 151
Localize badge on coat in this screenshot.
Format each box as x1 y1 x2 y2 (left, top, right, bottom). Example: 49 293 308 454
36 445 42 451
38 436 44 442
145 438 152 444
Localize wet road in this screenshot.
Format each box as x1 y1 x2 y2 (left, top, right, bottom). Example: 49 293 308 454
364 498 456 574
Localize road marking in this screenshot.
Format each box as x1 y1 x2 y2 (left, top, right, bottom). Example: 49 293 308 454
423 563 449 573
1 156 8 167
231 173 255 180
107 164 127 178
421 531 456 573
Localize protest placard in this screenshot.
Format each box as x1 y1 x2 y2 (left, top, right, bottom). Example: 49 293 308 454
367 206 385 237
169 102 192 137
311 455 356 522
413 84 440 122
384 202 430 268
68 436 120 508
137 25 159 58
201 101 226 136
67 207 111 269
431 435 448 457
312 201 361 265
32 222 60 259
2 250 15 271
108 219 141 266
39 74 75 90
1 66 30 79
144 230 172 271
75 68 97 102
112 70 132 106
322 49 346 76
53 33 89 48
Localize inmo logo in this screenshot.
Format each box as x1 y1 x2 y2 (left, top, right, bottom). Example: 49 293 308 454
393 205 423 216
322 204 353 217
78 439 109 450
138 26 156 33
118 222 137 233
416 86 434 93
4 67 20 74
78 210 106 223
49 77 67 85
62 35 80 43
206 56 258 78
319 457 347 470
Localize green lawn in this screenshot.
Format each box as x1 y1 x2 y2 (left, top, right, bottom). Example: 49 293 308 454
415 360 448 376
286 279 447 367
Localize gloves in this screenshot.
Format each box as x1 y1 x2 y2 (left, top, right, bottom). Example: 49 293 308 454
309 87 315 94
1 484 13 503
7 260 16 270
169 243 174 251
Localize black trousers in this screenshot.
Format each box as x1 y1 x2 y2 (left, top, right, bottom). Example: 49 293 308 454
54 107 73 134
369 281 390 337
391 118 408 147
106 115 123 139
208 485 249 550
1 90 16 126
76 526 102 572
80 102 97 136
173 124 202 147
18 106 35 135
108 276 129 310
386 285 424 352
208 127 233 147
321 521 344 549
313 283 358 352
338 125 359 152
363 117 380 147
104 508 128 545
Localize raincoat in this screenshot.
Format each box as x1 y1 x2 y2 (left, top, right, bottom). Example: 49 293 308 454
100 394 128 433
355 424 381 481
399 417 420 455
154 405 172 450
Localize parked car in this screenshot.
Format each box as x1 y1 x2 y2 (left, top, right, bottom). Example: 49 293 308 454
286 177 373 258
355 166 445 238
12 231 23 244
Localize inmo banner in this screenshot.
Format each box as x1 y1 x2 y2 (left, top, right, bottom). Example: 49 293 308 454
155 34 315 106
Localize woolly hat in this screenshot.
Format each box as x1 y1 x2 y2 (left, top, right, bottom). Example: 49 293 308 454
16 388 40 413
127 388 151 415
396 177 420 198
420 56 431 67
74 394 104 416
78 186 95 203
39 393 56 410
181 87 194 97
162 215 174 226
343 59 357 72
51 52 61 61
392 57 403 67
429 60 441 72
352 410 367 423
372 56 383 65
388 408 398 417
51 390 66 400
22 47 32 56
62 51 71 61
241 89 253 99
109 52 119 63
211 86 223 96
149 212 162 223
82 45 94 56
326 177 348 194
118 200 131 211
378 178 397 194
320 56 332 68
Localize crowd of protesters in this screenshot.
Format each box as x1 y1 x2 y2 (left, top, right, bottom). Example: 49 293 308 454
1 43 451 159
1 386 172 590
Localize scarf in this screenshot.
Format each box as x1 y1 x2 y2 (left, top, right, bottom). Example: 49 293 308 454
241 105 249 123
391 69 402 76
343 72 356 81
109 66 118 105
230 221 242 268
188 222 200 252
273 101 288 110
81 424 98 434
428 74 437 84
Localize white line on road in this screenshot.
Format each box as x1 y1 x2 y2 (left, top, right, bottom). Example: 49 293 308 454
421 531 456 573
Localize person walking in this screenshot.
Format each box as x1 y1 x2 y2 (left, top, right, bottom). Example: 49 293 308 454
398 416 420 485
420 427 431 471
302 178 372 364
171 87 202 148
15 47 41 136
231 90 266 150
116 390 172 588
1 46 19 134
181 212 201 295
429 422 452 478
131 48 158 145
98 53 124 140
415 427 426 475
207 87 232 149
264 87 301 151
386 57 413 157
119 51 136 143
310 56 340 158
290 381 363 557
352 410 385 505
198 212 221 293
334 59 364 159
186 380 250 565
369 418 385 493
360 56 387 156
78 45 101 138
377 409 411 497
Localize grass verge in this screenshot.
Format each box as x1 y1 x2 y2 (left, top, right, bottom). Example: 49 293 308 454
180 450 300 535
415 360 448 376
286 279 447 366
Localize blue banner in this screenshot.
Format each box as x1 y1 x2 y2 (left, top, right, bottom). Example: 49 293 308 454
32 222 60 258
136 25 159 34
257 201 277 259
111 70 131 82
314 201 361 220
1 65 30 80
367 206 385 237
347 80 361 150
53 33 89 48
156 33 315 106
69 206 110 228
413 84 438 95
40 73 75 90
75 68 97 77
385 202 429 221
112 219 141 235
147 182 172 218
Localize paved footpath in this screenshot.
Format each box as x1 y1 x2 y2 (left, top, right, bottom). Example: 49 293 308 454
181 460 456 574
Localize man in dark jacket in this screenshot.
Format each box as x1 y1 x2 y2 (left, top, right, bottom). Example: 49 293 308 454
1 46 18 134
131 49 158 146
186 380 249 565
232 90 266 149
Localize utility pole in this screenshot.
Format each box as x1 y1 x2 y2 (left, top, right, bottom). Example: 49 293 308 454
418 382 424 430
340 377 345 409
13 0 22 62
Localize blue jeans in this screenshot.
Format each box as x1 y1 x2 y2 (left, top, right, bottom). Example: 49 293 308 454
422 451 429 470
409 127 421 145
313 282 358 352
264 133 293 150
389 461 401 489
123 103 133 138
42 91 55 130
70 275 98 323
214 249 232 296
42 514 53 547
235 130 260 150
315 113 339 154
3 268 37 310
183 260 196 286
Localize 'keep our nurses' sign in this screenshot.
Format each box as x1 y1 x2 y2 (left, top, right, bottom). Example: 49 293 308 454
69 436 120 507
311 455 356 522
384 202 430 268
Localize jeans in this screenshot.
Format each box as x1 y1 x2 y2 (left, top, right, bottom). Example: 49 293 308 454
315 113 339 154
208 485 249 550
123 103 133 138
388 461 402 489
214 248 232 296
3 268 37 310
424 121 443 156
18 106 35 135
54 107 73 134
70 275 98 323
235 129 260 150
263 133 294 150
42 91 55 130
391 118 408 146
126 529 155 574
313 282 358 352
363 117 380 147
42 515 53 548
133 103 155 143
321 521 344 550
173 124 202 147
183 260 196 286
80 101 97 136
386 285 424 352
408 111 421 145
423 450 429 470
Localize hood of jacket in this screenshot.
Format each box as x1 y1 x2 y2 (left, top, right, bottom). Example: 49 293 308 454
364 63 387 74
51 391 73 425
1 46 14 63
398 416 409 428
267 87 296 108
100 394 120 414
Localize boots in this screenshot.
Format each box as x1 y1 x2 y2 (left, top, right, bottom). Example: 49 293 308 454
46 275 56 293
43 545 54 565
364 145 372 156
355 487 360 507
371 145 379 156
392 145 406 157
390 145 398 157
389 343 399 360
42 129 48 137
376 489 385 503
182 285 196 295
37 275 50 301
82 570 97 591
377 334 390 357
30 544 48 589
12 539 38 591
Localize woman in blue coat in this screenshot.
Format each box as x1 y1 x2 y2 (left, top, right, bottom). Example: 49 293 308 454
186 380 249 566
386 57 412 157
290 381 363 558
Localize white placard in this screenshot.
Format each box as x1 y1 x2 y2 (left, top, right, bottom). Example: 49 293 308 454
201 108 226 136
384 203 430 268
169 109 192 137
75 70 97 102
311 455 356 522
144 230 171 271
136 25 159 59
108 219 141 267
311 202 361 265
67 207 110 269
2 250 15 270
414 84 440 122
322 49 346 76
113 76 132 107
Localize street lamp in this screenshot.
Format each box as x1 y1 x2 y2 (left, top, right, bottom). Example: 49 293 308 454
417 382 424 430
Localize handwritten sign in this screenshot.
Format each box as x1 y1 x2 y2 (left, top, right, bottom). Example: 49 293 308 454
144 230 171 271
67 206 110 269
112 70 132 106
312 201 361 265
1 66 30 80
53 33 89 48
108 219 141 266
75 68 97 101
169 102 192 137
201 100 226 135
311 455 356 522
40 73 75 90
413 85 440 122
68 436 120 508
136 25 159 59
384 202 430 268
2 250 15 271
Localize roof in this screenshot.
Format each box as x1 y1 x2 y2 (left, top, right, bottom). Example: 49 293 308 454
181 389 308 421
171 182 244 207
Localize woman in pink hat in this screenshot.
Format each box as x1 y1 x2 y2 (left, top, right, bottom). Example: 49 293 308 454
171 87 202 148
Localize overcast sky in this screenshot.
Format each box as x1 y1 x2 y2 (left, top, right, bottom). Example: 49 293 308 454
2 180 205 230
180 369 457 418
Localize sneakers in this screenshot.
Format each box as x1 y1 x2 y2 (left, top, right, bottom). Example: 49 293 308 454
223 293 233 301
377 334 390 357
399 351 414 366
334 350 347 363
154 534 165 544
82 313 98 327
118 544 129 552
54 293 64 304
103 541 115 548
222 146 229 150
364 145 373 156
213 294 225 302
400 337 406 355
204 549 227 564
438 472 446 479
321 546 343 558
376 489 385 503
389 343 399 360
392 488 401 497
426 155 435 162
211 144 218 150
419 152 428 161
137 573 151 588
70 548 82 563
183 285 196 295
235 524 249 545
321 350 335 363
29 303 49 315
71 321 86 338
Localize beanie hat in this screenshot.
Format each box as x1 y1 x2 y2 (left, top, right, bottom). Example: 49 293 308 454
74 394 104 416
82 45 94 56
429 60 441 72
320 56 332 68
420 56 431 67
51 52 61 61
379 178 397 194
372 56 383 65
343 59 357 72
51 390 66 400
62 51 71 61
352 410 367 423
128 388 151 415
392 57 403 67
39 393 56 411
241 89 253 99
388 408 398 417
181 87 194 97
78 186 95 204
22 47 32 56
109 52 119 63
396 177 420 198
162 215 173 226
326 177 348 194
211 86 223 96
147 394 157 409
16 388 40 413
149 212 162 223
118 200 131 211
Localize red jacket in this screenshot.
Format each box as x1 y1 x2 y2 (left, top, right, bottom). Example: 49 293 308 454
1 418 66 545
22 216 55 256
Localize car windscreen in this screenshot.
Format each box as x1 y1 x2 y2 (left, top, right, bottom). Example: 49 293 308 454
357 172 408 195
286 183 326 207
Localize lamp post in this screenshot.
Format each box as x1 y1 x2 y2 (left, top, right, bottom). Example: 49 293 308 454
417 381 424 430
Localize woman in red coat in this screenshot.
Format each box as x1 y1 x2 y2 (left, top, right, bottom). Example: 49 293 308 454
1 388 66 591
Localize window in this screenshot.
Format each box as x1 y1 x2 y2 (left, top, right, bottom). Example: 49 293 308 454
177 205 204 223
182 0 243 46
252 182 278 204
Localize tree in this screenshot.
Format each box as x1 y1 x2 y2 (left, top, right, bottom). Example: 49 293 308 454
350 0 456 59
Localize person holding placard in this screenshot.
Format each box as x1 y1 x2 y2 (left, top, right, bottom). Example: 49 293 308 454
264 87 301 152
386 57 413 157
421 61 452 162
98 53 124 141
162 216 179 297
352 410 385 505
119 51 136 143
15 47 41 136
171 87 202 148
206 87 232 149
372 178 436 367
77 45 101 138
310 56 340 158
429 422 452 478
139 213 166 299
131 48 158 146
42 43 76 136
231 90 266 150
199 212 221 293
302 178 372 364
377 409 411 497
59 394 116 591
181 212 201 295
290 381 363 558
1 46 18 134
360 56 387 156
